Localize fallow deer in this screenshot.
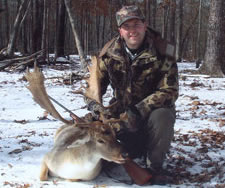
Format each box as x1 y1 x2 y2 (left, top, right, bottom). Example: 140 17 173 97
25 57 127 181
39 121 126 181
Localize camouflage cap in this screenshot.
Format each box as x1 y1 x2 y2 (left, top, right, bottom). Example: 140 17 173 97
116 5 145 27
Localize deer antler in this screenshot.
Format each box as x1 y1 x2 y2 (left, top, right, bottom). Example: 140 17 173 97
84 56 102 104
73 56 107 120
25 63 73 125
79 56 127 124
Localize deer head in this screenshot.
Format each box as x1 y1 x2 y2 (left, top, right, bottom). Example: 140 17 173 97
71 121 126 163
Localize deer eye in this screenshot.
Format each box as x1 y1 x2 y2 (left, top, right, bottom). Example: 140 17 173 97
97 139 105 144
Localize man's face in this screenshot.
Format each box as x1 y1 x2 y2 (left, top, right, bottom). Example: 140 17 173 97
119 18 147 49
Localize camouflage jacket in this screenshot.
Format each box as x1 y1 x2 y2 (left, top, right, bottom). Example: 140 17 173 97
95 28 179 119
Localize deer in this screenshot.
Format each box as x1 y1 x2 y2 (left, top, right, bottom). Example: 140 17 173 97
39 122 126 181
25 57 127 181
25 57 152 184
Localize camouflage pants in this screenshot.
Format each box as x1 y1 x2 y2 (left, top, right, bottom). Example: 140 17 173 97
117 107 176 168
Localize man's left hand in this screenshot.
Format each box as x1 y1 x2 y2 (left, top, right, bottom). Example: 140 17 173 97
124 106 142 132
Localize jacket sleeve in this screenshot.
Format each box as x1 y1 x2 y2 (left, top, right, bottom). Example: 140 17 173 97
135 58 179 119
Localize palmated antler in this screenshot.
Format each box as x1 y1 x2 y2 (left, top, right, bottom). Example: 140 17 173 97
74 56 106 117
25 63 73 125
84 56 102 104
78 56 127 124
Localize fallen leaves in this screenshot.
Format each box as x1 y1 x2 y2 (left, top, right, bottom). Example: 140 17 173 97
13 120 29 124
184 81 205 88
210 118 225 127
3 182 31 188
38 111 49 120
8 146 32 155
18 139 41 147
8 138 42 155
178 96 225 126
169 128 225 185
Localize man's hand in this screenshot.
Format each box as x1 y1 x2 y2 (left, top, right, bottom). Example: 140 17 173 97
87 99 123 119
124 106 142 132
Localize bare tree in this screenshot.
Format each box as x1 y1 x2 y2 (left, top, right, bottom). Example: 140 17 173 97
151 0 157 29
161 2 169 39
55 0 66 59
176 0 184 61
32 0 44 53
195 0 203 68
64 0 87 69
199 0 225 77
169 0 176 44
41 0 49 61
6 0 30 57
3 0 9 43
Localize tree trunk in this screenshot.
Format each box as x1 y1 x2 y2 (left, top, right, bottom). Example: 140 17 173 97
199 0 225 77
4 0 9 44
55 0 66 58
32 0 43 53
54 0 59 61
161 4 169 39
151 0 157 29
6 0 30 57
176 0 184 61
196 0 203 67
144 0 151 26
41 0 48 60
181 9 199 58
64 0 87 69
169 0 176 44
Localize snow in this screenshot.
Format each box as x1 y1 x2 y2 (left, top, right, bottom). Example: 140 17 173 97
0 60 225 188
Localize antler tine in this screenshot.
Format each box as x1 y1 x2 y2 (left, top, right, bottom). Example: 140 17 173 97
25 63 73 125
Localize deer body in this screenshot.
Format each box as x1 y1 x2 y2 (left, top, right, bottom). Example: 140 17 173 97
41 144 102 181
40 123 126 181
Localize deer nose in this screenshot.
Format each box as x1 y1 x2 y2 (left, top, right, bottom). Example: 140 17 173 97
122 151 129 159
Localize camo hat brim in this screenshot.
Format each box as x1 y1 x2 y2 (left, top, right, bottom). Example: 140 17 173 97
116 5 145 27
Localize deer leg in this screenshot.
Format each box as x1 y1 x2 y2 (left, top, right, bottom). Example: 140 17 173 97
39 160 49 181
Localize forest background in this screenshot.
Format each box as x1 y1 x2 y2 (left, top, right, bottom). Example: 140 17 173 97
0 0 224 76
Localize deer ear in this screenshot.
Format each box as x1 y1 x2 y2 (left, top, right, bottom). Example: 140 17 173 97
67 133 91 148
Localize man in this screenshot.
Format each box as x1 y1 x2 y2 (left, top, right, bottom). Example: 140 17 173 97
87 5 179 184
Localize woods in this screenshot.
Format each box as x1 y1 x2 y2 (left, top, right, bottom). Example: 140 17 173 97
0 0 224 76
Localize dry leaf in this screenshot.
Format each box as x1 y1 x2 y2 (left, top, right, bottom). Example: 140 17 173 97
8 148 23 154
14 120 28 124
192 101 201 106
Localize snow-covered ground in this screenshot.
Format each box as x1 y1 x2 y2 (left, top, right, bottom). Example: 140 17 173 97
0 60 224 188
